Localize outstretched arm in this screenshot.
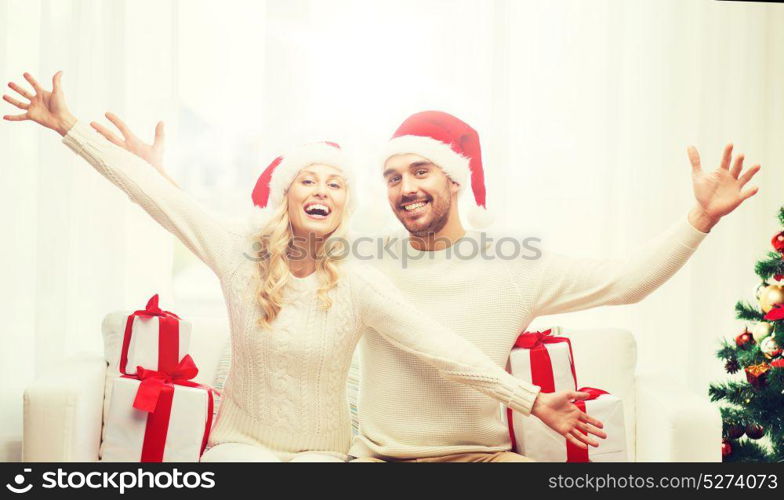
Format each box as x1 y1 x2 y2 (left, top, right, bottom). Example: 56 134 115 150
349 263 606 450
533 144 761 316
532 216 706 316
3 71 244 278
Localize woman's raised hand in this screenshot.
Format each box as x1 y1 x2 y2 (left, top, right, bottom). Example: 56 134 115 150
91 112 166 170
3 71 76 136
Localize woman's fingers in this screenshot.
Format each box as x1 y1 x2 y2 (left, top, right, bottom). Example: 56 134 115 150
569 391 591 401
2 94 29 110
565 432 588 449
577 420 607 439
570 428 600 447
90 121 125 148
579 410 604 429
105 112 132 139
23 72 43 94
3 113 29 121
8 81 33 101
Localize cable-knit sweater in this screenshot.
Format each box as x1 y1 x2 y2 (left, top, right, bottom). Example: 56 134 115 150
62 120 543 460
349 216 708 459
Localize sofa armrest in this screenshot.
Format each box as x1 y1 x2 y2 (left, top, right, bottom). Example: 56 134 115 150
635 372 722 462
23 353 107 462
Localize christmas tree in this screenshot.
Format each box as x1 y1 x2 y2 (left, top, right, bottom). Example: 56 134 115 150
709 206 784 462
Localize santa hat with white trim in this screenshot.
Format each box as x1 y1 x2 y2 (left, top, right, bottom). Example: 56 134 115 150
382 110 493 229
251 140 355 212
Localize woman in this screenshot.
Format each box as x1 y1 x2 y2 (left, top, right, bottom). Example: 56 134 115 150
3 71 605 462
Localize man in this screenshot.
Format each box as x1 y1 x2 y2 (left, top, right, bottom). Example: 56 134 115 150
348 110 760 462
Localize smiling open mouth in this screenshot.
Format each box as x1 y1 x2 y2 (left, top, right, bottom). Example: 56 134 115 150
400 199 430 214
303 203 331 219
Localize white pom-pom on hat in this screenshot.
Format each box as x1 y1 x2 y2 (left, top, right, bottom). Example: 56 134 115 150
467 204 494 229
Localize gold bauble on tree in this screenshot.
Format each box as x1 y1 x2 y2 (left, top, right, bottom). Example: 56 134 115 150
759 285 784 313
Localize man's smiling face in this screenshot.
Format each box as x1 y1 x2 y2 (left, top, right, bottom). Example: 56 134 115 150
383 153 458 237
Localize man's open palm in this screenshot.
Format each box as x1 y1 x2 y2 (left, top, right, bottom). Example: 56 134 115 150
689 144 761 219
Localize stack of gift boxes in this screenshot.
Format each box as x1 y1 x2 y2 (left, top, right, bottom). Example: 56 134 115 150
505 328 628 462
101 295 219 462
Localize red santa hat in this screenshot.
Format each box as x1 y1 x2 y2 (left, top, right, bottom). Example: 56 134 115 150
251 141 355 213
382 110 493 228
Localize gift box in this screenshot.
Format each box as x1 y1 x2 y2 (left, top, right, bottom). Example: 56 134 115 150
119 294 191 376
505 328 577 448
101 355 216 462
508 386 628 462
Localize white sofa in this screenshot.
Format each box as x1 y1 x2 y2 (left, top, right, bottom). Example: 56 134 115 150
22 312 722 461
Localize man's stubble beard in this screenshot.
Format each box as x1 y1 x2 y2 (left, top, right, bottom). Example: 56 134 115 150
397 188 452 238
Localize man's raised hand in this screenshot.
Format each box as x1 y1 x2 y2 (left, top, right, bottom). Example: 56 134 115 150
688 144 761 230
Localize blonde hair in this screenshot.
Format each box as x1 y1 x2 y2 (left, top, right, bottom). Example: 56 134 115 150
253 185 351 330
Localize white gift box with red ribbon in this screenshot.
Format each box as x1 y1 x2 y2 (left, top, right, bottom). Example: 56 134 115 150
505 329 577 457
119 294 191 376
505 329 627 461
101 355 216 462
512 387 628 462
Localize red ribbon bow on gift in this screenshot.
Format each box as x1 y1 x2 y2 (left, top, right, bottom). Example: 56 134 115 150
135 294 181 321
132 355 200 413
513 329 578 391
119 294 183 375
514 328 556 349
764 304 784 321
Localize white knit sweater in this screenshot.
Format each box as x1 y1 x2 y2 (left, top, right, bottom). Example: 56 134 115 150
62 120 543 460
350 217 708 459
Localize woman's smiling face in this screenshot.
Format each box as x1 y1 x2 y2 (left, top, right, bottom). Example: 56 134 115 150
286 163 347 238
